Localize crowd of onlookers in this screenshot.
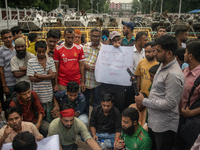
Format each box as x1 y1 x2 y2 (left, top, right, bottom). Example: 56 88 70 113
0 21 200 150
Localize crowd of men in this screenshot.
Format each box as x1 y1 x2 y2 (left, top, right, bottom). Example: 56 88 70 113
0 21 199 150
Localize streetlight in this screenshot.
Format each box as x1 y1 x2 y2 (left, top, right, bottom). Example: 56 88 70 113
96 2 100 14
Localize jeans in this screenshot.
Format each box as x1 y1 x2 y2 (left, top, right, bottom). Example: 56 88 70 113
95 133 115 148
83 85 102 116
78 114 89 127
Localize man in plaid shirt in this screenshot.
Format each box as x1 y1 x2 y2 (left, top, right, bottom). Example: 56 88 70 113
83 28 102 116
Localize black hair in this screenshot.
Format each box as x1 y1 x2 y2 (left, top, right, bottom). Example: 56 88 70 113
15 81 30 94
47 29 60 39
12 131 37 150
102 29 110 38
151 41 157 47
157 26 166 32
121 107 139 122
28 33 37 43
149 64 160 74
175 26 188 37
198 35 200 40
35 41 47 52
155 34 178 55
81 34 85 44
1 29 11 37
5 106 22 121
59 104 74 117
64 28 75 35
175 47 186 62
10 26 21 36
101 93 114 103
187 41 200 62
144 42 152 48
66 81 79 92
135 31 148 42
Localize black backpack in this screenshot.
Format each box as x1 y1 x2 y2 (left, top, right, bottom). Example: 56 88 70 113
178 76 200 147
5 92 38 118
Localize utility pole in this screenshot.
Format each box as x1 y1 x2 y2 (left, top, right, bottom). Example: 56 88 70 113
160 0 163 14
178 0 182 18
77 0 79 12
5 0 9 29
91 0 93 13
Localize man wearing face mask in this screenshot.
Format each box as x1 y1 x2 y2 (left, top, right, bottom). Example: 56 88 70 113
11 38 35 90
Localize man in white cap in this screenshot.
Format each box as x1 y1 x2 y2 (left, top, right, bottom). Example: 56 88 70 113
109 31 121 48
11 38 35 89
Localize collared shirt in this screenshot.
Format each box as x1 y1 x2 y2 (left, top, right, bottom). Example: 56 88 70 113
90 105 121 134
83 42 101 89
133 45 145 73
142 59 184 133
26 42 36 55
122 36 135 46
121 124 152 150
54 90 86 114
48 117 92 146
11 52 35 86
0 121 42 143
0 45 16 86
180 65 200 109
9 91 45 123
27 55 56 103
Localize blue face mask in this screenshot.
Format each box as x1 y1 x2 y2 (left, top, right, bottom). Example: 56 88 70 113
102 35 108 42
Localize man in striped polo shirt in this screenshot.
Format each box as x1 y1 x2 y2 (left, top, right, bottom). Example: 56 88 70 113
0 29 16 102
27 41 59 123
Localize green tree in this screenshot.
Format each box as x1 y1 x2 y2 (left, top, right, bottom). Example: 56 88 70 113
132 0 141 14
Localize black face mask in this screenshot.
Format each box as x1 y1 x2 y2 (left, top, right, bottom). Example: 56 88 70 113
122 124 135 136
16 50 26 59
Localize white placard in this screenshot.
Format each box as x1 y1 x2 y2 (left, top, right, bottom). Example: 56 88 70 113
95 44 134 86
2 135 60 150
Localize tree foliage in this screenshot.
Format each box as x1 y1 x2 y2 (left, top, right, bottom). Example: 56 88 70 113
138 0 200 14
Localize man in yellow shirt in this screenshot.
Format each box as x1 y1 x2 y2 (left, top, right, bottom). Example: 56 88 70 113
135 42 158 97
26 33 37 55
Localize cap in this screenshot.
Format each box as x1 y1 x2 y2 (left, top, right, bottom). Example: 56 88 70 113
15 38 25 45
122 21 134 31
109 31 121 40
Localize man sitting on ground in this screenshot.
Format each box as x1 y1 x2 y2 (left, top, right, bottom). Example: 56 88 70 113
54 81 88 126
12 131 37 150
9 81 49 137
0 106 43 149
48 104 101 150
115 107 152 150
90 93 121 149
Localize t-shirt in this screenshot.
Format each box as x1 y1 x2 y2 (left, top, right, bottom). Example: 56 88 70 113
121 124 152 150
54 44 85 86
54 91 86 114
48 117 92 146
135 58 158 97
0 121 42 143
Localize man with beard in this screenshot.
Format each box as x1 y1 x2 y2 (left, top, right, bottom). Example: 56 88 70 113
48 104 101 150
175 26 188 48
54 28 85 92
121 21 135 46
11 38 35 89
90 93 121 149
0 106 43 149
83 28 102 116
135 35 184 150
9 81 49 138
27 41 57 123
135 42 158 97
115 107 152 150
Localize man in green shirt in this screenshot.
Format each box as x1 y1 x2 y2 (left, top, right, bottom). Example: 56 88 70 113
115 107 152 150
48 104 101 150
121 21 135 46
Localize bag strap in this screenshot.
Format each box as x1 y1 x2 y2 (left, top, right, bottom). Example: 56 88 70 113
187 76 200 107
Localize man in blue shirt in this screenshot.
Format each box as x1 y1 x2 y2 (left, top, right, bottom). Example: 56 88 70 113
54 81 88 126
121 21 135 46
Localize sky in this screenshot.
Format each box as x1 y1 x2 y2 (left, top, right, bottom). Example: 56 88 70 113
110 0 132 3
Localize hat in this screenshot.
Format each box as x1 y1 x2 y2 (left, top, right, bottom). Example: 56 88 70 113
109 31 121 40
122 21 134 31
15 38 25 45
